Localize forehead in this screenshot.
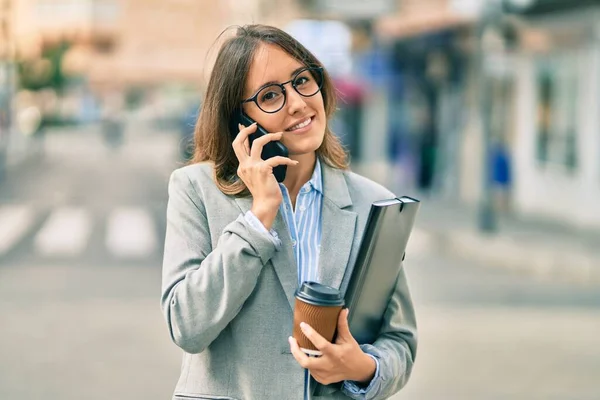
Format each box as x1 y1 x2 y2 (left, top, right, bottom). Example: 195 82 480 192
245 44 304 95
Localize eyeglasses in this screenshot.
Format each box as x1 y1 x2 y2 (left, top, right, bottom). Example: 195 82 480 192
241 66 324 114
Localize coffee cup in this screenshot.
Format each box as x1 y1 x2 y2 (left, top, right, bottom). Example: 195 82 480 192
293 281 345 356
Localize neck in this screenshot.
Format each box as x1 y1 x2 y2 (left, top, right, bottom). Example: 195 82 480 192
283 152 316 196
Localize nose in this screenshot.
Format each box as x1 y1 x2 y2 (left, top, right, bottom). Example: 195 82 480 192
285 85 307 115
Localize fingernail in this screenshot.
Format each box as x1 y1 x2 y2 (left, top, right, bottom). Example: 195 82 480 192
288 336 293 343
300 322 307 330
238 123 243 129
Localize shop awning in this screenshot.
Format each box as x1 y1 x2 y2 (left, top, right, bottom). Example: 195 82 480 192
375 10 474 39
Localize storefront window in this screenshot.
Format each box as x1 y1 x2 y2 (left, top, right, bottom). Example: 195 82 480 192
535 54 578 171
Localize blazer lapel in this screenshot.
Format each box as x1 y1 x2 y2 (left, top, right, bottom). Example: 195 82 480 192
317 164 357 291
234 196 298 311
270 212 298 309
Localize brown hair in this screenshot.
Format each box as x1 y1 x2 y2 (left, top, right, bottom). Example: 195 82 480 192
191 24 348 196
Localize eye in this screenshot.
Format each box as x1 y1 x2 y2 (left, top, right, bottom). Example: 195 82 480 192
261 91 281 103
294 76 311 86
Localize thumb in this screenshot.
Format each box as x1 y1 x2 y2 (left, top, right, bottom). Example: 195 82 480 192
335 308 353 343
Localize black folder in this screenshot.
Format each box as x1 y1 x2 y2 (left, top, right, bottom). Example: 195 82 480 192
310 196 420 397
344 196 420 345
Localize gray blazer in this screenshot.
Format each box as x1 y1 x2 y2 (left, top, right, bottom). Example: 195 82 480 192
161 161 417 400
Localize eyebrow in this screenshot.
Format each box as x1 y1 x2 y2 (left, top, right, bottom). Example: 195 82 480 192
249 66 307 97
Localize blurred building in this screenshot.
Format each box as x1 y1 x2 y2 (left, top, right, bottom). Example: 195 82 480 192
8 0 599 231
449 0 600 231
12 0 303 90
7 0 306 134
311 0 476 196
305 0 600 231
387 0 600 231
508 0 600 229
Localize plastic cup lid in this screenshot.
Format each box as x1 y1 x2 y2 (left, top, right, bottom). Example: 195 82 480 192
294 281 344 307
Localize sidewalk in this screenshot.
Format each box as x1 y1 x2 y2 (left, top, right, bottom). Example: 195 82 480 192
2 129 45 176
410 194 600 286
352 163 600 286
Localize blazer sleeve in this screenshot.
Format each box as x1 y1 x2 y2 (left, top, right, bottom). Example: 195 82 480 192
160 168 278 354
343 263 418 400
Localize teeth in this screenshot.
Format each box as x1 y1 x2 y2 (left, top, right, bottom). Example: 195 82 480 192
288 118 311 131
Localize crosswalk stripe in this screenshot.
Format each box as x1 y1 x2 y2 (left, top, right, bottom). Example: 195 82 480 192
34 207 93 256
105 207 157 258
0 205 36 256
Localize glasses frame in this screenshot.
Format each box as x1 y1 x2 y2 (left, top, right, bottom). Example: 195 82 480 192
241 66 324 114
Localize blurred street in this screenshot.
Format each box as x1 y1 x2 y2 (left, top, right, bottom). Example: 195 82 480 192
0 123 182 399
1 126 599 399
2 0 600 398
0 122 175 266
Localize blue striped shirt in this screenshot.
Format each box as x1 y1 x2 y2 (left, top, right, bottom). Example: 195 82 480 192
278 158 323 286
244 158 379 398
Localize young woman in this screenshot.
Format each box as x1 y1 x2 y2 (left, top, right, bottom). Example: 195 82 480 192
161 24 417 400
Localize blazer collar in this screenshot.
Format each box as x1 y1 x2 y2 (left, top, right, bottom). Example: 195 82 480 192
317 162 357 295
320 160 352 209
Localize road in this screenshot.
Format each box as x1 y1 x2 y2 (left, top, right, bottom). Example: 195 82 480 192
0 125 599 400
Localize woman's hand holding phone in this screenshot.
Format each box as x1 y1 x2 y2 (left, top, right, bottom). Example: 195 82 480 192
232 123 298 230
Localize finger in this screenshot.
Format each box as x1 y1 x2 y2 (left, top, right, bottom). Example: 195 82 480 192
231 123 257 161
300 322 332 353
243 136 250 156
263 156 299 170
249 132 283 159
233 122 256 144
232 141 248 163
288 336 311 368
237 124 250 156
335 308 352 343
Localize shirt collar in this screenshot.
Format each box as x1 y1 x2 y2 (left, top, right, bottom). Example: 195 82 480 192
306 157 323 194
278 158 323 195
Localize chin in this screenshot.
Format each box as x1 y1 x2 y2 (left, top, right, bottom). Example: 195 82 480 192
285 134 324 156
287 146 320 157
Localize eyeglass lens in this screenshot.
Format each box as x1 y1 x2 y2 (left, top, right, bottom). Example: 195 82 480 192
256 68 322 113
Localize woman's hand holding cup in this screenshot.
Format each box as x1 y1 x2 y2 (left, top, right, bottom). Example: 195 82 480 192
289 282 376 386
232 123 298 229
289 308 377 386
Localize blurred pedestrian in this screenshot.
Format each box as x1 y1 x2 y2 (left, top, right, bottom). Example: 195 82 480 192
101 91 124 150
491 139 512 212
161 25 417 400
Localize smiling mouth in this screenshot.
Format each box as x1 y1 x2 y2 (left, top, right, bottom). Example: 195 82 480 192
285 117 313 132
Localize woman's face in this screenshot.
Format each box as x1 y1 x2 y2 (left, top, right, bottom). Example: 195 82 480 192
242 44 327 157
